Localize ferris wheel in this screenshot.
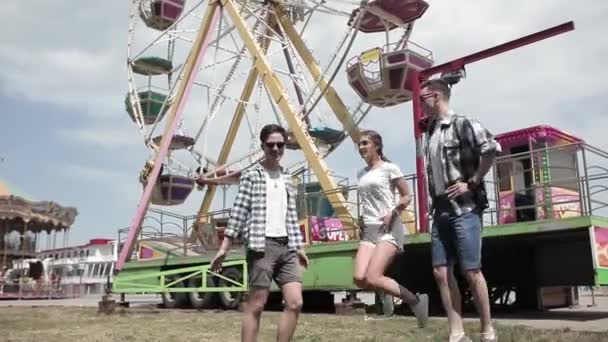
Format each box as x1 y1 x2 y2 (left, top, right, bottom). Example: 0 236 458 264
124 0 433 242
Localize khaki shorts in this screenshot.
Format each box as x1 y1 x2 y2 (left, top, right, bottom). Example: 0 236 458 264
246 237 302 288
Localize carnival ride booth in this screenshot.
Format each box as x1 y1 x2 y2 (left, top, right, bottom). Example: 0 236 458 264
495 126 583 224
0 189 77 298
296 180 352 244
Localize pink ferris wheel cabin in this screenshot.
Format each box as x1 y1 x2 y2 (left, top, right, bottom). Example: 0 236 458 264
345 0 433 108
494 125 584 225
139 0 186 31
348 0 429 33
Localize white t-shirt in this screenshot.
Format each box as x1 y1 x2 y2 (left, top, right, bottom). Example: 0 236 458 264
357 161 404 225
264 168 288 237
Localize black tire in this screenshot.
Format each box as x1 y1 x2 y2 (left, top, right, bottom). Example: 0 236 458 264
188 274 218 309
218 267 244 310
161 278 190 309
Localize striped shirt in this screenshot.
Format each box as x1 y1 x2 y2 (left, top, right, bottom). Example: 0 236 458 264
424 113 501 214
223 163 304 252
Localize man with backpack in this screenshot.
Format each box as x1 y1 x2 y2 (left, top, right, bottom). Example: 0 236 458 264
420 79 500 342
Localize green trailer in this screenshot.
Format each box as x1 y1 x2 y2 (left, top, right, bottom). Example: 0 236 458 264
112 129 608 312
112 215 608 311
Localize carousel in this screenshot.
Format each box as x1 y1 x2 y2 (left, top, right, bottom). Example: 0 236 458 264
0 180 78 298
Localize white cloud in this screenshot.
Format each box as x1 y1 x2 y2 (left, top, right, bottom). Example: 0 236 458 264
55 122 146 150
410 0 608 143
0 44 125 118
0 1 129 118
62 162 141 203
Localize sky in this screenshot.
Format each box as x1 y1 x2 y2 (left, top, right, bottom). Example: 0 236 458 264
0 0 607 248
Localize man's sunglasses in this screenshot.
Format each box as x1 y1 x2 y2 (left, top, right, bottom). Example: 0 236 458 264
419 93 436 101
264 142 286 149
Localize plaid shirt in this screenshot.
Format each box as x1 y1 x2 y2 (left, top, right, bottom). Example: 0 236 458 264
224 163 304 252
424 113 501 214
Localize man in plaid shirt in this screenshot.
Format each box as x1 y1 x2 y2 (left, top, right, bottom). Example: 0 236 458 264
421 79 500 342
210 124 309 342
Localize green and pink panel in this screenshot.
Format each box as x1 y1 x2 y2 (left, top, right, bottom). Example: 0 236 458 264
592 226 608 284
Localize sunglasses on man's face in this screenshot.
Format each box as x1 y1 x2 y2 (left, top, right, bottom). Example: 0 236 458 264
419 93 436 101
264 142 286 149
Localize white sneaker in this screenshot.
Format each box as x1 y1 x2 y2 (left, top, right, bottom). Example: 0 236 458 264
481 327 497 342
449 333 472 342
409 293 429 328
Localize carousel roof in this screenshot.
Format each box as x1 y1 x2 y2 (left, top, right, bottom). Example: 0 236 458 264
0 180 78 233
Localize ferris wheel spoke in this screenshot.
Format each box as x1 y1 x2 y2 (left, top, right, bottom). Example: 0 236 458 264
205 11 259 48
192 9 273 164
189 147 218 167
248 79 264 149
272 4 363 146
196 149 265 186
239 5 282 39
201 52 244 70
143 77 181 144
261 80 285 127
284 0 353 17
275 5 360 119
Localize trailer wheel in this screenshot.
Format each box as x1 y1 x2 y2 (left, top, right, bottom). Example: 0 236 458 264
188 274 218 309
218 267 244 310
161 278 190 309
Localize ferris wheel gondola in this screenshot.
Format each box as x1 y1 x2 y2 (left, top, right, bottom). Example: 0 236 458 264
345 0 434 107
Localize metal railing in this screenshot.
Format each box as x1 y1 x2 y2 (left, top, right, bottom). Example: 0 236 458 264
117 207 238 261
294 141 608 240
489 142 608 227
117 141 608 254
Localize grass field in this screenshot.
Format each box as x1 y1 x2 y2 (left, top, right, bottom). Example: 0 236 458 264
0 307 607 342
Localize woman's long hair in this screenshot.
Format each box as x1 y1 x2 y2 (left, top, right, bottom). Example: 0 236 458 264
360 130 390 162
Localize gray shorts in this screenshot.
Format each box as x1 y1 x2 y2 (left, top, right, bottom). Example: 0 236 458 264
246 237 302 288
360 219 405 251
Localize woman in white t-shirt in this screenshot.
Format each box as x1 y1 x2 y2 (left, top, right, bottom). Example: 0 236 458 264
354 130 429 327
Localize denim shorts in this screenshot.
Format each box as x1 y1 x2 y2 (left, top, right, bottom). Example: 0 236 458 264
431 208 483 272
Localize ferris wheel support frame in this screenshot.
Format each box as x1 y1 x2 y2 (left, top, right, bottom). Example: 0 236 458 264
412 21 575 233
276 6 361 144
116 1 222 273
194 16 275 236
221 0 355 229
195 8 360 225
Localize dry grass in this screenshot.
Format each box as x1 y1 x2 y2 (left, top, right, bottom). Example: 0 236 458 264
0 307 606 342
